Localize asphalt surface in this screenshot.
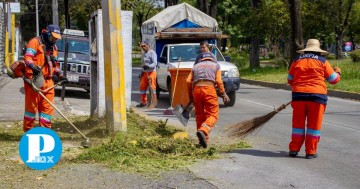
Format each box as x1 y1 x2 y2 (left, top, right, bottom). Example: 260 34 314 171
1 71 360 189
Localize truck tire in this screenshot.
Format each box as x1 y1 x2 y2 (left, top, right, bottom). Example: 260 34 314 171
156 83 161 98
226 91 236 107
167 81 172 105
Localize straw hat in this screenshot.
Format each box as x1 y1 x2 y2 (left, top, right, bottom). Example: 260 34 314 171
297 39 328 55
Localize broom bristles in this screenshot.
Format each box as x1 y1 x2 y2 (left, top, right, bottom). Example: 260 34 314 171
146 77 157 109
227 101 291 138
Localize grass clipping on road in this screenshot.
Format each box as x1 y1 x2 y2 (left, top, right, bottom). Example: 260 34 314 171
0 110 249 176
72 110 250 175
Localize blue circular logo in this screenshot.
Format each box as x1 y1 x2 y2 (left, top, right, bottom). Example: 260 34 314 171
18 127 62 170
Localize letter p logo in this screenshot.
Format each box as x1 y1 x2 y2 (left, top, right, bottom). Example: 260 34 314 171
19 127 62 170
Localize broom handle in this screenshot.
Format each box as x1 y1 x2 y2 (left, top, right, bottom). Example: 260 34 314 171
170 60 181 107
276 101 291 112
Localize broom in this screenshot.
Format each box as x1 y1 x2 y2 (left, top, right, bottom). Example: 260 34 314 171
145 72 157 109
163 60 181 115
227 101 291 138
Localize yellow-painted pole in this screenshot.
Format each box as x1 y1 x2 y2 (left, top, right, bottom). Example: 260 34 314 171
10 14 15 63
5 31 9 68
101 0 127 132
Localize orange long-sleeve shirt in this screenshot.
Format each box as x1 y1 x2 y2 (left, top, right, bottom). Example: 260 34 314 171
24 37 61 79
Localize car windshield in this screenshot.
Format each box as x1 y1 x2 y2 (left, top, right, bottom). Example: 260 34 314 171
56 38 89 54
169 44 225 63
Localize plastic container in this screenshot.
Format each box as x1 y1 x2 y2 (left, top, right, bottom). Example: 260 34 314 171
168 68 192 107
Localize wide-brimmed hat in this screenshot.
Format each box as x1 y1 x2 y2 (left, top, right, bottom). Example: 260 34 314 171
297 39 328 55
46 25 61 39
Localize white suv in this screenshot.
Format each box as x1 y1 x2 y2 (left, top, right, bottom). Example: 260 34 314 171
156 43 240 106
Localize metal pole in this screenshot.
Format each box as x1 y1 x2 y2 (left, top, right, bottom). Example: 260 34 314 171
61 41 68 101
52 0 59 26
36 0 39 36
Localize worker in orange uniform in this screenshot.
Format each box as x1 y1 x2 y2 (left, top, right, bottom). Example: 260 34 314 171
23 25 67 132
287 39 341 159
137 41 157 107
186 52 230 148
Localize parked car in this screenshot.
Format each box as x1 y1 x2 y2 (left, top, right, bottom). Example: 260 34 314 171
56 29 90 92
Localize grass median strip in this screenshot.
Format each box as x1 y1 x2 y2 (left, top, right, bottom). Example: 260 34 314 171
0 110 250 176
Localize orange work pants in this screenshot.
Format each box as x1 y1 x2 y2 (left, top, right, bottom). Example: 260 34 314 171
192 86 219 140
289 101 326 155
23 79 55 132
139 71 157 104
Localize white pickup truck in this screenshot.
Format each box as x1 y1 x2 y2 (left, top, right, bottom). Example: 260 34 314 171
156 43 240 106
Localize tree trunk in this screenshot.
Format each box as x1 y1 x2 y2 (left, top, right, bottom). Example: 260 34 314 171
250 37 260 68
209 0 217 19
288 0 303 67
249 0 261 68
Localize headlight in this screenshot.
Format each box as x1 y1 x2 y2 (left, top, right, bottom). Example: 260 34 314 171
227 68 239 77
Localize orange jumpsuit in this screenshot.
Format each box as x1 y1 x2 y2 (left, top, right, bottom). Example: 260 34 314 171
287 53 340 155
23 37 61 132
186 60 226 141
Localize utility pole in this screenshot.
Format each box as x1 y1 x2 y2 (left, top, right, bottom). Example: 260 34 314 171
36 0 39 35
52 0 59 26
101 0 127 132
61 0 69 101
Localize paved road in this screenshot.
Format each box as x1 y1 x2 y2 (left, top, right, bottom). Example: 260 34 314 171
2 68 359 188
132 68 360 189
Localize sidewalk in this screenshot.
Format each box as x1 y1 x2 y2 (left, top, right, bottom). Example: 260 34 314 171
0 75 70 121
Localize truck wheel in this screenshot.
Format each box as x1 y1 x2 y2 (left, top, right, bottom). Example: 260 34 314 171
156 83 161 98
226 91 236 107
167 81 172 105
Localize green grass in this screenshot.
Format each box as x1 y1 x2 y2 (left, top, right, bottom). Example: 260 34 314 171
239 58 360 93
0 112 250 176
74 110 250 176
133 57 141 67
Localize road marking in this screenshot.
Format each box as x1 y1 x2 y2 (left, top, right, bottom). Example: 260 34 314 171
238 99 275 109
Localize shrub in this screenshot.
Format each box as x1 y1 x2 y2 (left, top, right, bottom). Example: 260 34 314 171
268 52 276 59
326 54 336 60
349 49 360 62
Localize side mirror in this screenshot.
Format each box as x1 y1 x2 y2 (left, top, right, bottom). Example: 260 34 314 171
160 57 167 63
224 56 231 62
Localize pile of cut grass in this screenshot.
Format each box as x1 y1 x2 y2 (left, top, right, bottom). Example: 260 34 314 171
0 110 249 176
72 110 250 175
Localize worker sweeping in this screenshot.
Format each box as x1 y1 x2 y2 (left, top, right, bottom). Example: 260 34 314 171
137 41 157 108
186 52 230 148
287 39 341 159
23 24 67 132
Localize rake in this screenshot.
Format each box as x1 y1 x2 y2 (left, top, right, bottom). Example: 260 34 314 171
227 101 291 138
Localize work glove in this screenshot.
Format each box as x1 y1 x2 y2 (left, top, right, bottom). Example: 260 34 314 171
334 67 341 76
143 65 150 70
28 63 41 75
222 93 230 104
59 76 69 84
138 72 143 79
52 75 59 82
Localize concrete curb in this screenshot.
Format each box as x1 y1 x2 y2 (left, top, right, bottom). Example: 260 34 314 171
240 78 360 101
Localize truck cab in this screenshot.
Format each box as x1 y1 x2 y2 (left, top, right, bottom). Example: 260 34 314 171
156 43 240 106
56 29 90 92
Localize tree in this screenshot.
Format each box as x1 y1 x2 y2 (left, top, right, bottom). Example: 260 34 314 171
197 0 217 18
165 0 179 7
288 0 303 65
249 0 261 68
121 0 158 42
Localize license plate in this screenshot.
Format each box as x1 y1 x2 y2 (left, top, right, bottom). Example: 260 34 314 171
67 74 79 82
